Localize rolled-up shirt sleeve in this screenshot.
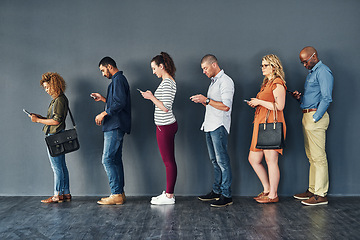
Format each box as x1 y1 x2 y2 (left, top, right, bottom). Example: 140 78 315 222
220 78 235 109
52 98 66 122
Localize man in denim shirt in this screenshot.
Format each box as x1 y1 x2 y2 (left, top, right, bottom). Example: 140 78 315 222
190 54 235 207
292 47 334 206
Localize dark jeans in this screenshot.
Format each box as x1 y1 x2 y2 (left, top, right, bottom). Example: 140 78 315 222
205 126 232 198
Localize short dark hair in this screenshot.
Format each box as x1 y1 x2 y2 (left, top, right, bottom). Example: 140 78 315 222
201 54 218 65
99 56 117 68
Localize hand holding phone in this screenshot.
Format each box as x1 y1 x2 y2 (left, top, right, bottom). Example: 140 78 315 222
287 90 301 101
90 93 104 101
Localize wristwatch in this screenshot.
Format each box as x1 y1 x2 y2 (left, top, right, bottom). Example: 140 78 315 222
205 98 210 105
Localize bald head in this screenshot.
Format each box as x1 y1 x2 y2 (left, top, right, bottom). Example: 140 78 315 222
299 46 319 70
300 46 318 57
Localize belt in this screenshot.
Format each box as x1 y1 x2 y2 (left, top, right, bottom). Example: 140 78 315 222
302 108 317 113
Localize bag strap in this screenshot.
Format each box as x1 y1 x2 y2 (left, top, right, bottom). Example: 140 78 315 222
273 103 278 123
264 102 278 123
68 107 76 128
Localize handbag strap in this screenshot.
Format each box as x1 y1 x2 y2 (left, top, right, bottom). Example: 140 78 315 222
264 102 278 124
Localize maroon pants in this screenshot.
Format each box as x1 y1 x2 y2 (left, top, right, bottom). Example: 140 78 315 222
156 121 178 194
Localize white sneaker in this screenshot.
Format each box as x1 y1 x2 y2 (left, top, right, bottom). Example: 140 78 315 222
150 192 175 205
151 191 166 201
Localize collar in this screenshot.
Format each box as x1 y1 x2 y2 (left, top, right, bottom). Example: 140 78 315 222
112 71 123 80
211 69 224 83
309 61 322 73
52 93 65 101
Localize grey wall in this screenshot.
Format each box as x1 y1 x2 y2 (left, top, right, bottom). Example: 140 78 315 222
1 0 359 196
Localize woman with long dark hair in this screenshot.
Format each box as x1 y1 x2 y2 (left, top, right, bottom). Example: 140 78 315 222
141 52 178 205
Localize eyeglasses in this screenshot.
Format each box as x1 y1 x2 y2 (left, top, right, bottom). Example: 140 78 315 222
301 52 315 65
260 64 270 68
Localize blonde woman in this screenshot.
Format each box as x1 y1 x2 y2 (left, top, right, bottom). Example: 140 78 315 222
29 72 71 203
247 54 287 203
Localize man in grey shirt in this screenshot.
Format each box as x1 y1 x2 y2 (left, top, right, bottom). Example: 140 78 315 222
190 54 235 207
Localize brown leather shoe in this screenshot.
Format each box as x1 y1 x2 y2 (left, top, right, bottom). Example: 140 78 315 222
100 192 125 201
301 195 328 206
41 195 64 203
256 196 279 203
64 194 72 202
294 190 314 200
254 192 269 200
97 193 126 205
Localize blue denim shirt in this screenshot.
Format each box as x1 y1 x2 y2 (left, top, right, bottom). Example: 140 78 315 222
300 61 333 122
103 71 131 133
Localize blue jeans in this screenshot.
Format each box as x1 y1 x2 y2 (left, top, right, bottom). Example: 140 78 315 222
47 133 70 195
205 126 232 198
102 129 125 195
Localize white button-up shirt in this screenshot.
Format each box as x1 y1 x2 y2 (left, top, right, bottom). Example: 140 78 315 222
201 69 235 133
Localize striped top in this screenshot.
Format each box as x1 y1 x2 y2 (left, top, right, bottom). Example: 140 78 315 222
154 78 177 126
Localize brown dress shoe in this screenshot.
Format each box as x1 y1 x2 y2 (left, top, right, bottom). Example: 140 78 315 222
256 196 279 203
294 190 314 200
301 195 328 206
64 194 72 202
254 192 269 200
41 195 64 203
97 193 126 205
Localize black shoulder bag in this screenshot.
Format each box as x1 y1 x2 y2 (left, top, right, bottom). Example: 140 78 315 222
45 105 80 157
256 103 284 149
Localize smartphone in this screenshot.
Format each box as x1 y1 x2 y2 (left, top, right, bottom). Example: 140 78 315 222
286 90 301 102
23 109 31 116
287 89 300 96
